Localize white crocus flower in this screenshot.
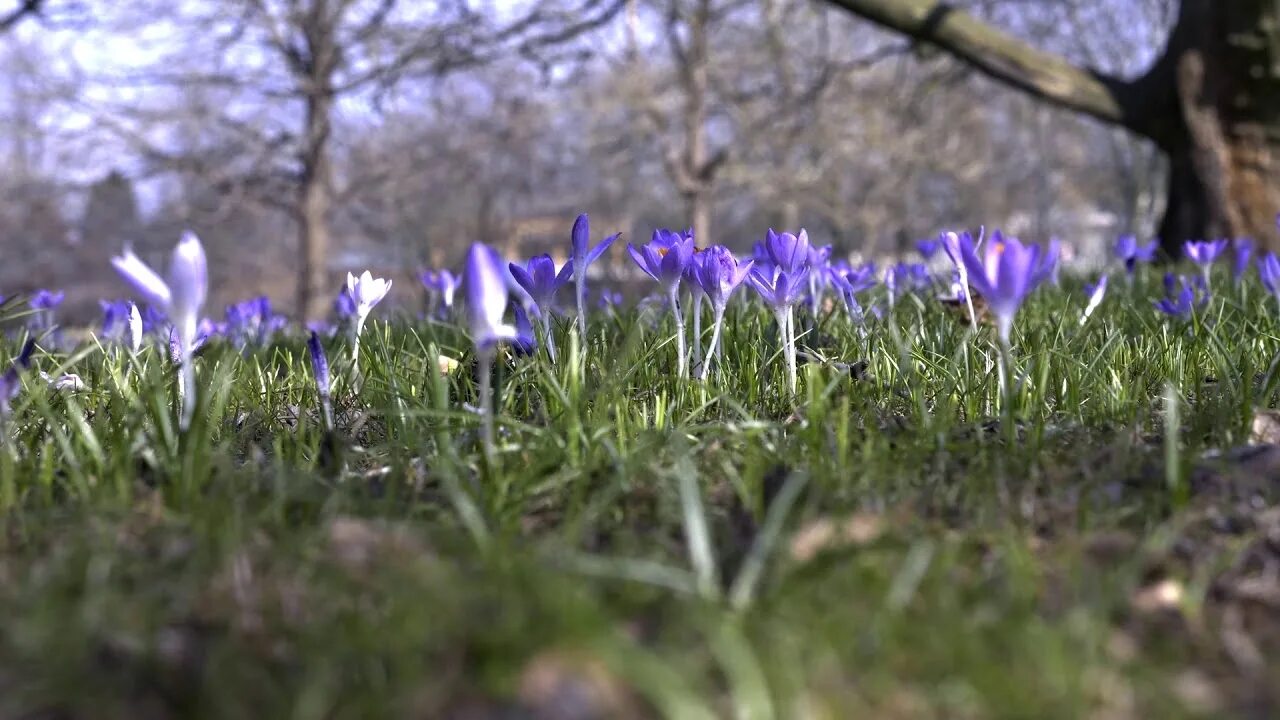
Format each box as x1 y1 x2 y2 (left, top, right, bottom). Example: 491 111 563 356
345 270 392 364
111 231 208 429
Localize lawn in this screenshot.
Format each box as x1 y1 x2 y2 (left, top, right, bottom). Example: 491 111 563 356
0 255 1277 719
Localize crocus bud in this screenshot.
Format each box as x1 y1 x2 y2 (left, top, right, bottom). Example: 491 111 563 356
464 243 518 352
127 302 143 352
307 331 330 401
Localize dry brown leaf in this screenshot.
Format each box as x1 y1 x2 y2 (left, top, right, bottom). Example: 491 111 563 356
790 514 885 563
1250 409 1280 445
518 649 642 720
1130 578 1184 615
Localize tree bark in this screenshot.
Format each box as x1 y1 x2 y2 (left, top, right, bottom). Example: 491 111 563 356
296 1 339 321
297 89 334 320
824 0 1280 251
690 189 712 249
1161 0 1280 249
683 0 713 246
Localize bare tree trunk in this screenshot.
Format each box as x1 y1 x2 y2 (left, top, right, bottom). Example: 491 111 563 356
297 91 334 320
781 199 800 233
1162 0 1280 250
690 189 711 248
684 0 712 246
825 0 1280 251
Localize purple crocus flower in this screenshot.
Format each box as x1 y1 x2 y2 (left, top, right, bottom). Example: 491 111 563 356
598 289 623 310
226 296 283 347
512 303 538 358
1259 251 1280 301
694 245 753 380
940 229 982 328
805 243 833 317
1032 238 1061 287
747 263 810 393
570 213 619 340
628 230 693 291
509 254 572 361
100 300 133 341
747 265 809 314
30 290 63 310
168 325 211 365
420 269 460 317
762 228 812 274
140 305 167 335
1233 238 1254 282
1183 239 1228 266
916 238 942 260
509 254 573 319
28 289 64 332
112 231 208 430
0 338 36 419
885 262 931 305
629 230 695 377
307 331 333 430
751 240 771 269
1115 235 1158 277
1155 273 1208 319
464 242 518 455
1184 239 1229 290
939 270 967 303
96 300 144 352
464 243 518 352
697 246 754 312
830 261 877 327
956 230 1043 345
334 287 357 319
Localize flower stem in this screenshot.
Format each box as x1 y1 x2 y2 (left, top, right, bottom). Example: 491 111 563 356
699 306 725 382
783 302 793 392
960 274 978 331
576 274 587 344
176 318 197 431
670 287 686 379
478 348 495 462
691 293 703 373
774 307 795 395
351 317 365 366
320 394 333 432
542 315 558 364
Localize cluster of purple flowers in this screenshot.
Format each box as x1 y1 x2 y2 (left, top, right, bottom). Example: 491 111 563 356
223 296 288 348
3 208 1274 444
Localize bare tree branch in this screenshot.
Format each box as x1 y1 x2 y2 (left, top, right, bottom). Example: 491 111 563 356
0 0 42 32
823 0 1149 132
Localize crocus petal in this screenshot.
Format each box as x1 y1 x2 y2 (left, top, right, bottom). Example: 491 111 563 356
508 263 535 296
994 241 1037 308
571 214 590 262
127 303 143 352
112 249 173 310
308 331 330 397
168 231 208 319
554 261 574 287
465 243 518 349
627 243 653 281
958 242 995 300
586 233 620 266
